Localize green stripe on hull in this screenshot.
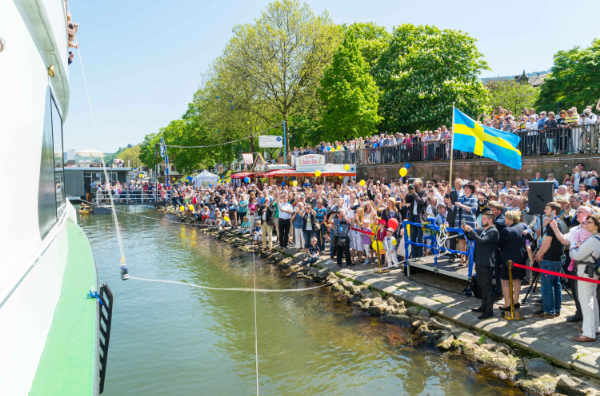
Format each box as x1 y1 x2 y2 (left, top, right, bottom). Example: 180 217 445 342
30 220 97 396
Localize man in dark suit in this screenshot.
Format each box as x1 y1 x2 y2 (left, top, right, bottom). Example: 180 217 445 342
463 210 500 319
405 181 426 257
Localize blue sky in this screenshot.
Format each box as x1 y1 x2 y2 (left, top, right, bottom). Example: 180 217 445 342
65 0 599 152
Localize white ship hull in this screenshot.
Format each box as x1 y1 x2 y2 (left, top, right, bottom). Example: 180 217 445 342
0 1 99 394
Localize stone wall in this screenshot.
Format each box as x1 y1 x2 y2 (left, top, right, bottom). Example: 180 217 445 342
357 155 600 182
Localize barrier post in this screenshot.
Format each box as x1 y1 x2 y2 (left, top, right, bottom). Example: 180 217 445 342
404 222 411 277
504 260 522 320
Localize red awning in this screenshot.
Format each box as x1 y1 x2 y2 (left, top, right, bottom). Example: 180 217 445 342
320 171 356 177
231 172 255 179
263 169 299 178
264 169 356 178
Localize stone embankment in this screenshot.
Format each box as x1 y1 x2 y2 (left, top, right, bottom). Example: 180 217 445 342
196 223 599 396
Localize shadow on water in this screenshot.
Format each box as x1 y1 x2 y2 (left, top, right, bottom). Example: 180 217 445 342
79 208 522 396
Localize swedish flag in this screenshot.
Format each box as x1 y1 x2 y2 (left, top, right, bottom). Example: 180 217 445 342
452 108 522 170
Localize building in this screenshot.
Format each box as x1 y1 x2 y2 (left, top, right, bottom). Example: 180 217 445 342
482 70 549 87
64 167 131 199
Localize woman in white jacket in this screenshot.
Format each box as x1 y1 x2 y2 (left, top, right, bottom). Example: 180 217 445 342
569 214 600 342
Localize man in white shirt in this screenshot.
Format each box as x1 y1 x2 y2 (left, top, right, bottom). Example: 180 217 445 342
278 197 294 248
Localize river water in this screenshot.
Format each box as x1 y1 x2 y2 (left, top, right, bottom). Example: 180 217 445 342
81 207 521 395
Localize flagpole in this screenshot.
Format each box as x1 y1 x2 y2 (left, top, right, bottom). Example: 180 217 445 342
449 102 455 189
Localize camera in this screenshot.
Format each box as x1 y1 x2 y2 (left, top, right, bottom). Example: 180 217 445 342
584 259 600 278
583 250 600 277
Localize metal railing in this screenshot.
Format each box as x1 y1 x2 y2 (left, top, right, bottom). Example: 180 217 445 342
322 124 600 165
93 191 158 205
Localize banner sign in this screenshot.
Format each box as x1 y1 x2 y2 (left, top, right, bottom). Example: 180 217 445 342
296 154 325 167
259 135 283 148
242 153 253 165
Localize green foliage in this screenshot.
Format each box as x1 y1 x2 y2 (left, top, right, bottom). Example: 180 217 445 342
218 0 341 149
344 22 391 71
318 30 381 141
115 145 142 168
374 24 490 132
485 80 540 115
535 39 600 112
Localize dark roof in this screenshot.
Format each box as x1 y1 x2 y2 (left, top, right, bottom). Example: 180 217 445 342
64 167 133 171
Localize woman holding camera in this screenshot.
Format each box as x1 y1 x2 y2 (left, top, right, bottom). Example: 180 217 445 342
569 214 600 342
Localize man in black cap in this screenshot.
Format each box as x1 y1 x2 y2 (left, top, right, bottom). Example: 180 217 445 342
463 209 499 319
405 182 426 257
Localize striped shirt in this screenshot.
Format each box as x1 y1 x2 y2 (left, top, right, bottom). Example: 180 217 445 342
458 194 478 228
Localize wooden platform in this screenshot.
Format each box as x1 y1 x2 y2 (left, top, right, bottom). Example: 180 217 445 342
405 255 470 281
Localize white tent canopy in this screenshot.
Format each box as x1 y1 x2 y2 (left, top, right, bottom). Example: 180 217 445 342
75 149 104 158
194 170 219 186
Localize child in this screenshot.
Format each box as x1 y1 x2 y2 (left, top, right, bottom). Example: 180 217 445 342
383 227 400 268
305 236 320 266
254 220 262 242
240 216 250 234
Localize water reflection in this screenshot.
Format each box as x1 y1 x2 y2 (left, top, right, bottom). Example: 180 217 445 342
80 208 521 395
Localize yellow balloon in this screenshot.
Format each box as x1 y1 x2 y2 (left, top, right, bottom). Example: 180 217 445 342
338 176 343 180
392 238 397 246
139 174 144 179
337 146 342 151
359 179 366 186
224 215 230 222
188 204 194 211
314 170 321 177
371 240 384 251
291 180 298 186
344 164 350 171
330 147 335 152
399 167 407 177
179 205 185 212
172 177 176 181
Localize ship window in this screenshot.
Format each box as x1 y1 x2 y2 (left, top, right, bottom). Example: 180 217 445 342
51 94 65 216
38 89 57 238
38 88 66 238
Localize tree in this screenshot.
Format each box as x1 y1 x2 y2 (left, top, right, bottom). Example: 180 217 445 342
318 30 381 141
535 39 600 112
344 22 391 71
485 80 540 115
138 133 158 168
116 145 142 168
374 24 490 132
218 0 341 153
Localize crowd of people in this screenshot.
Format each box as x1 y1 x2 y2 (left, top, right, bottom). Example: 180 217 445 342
158 162 600 342
290 102 600 165
93 180 155 204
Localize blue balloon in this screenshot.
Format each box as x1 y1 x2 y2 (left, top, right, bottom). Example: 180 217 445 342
281 181 286 186
373 143 378 148
243 176 250 183
326 146 331 152
208 184 213 188
405 163 411 169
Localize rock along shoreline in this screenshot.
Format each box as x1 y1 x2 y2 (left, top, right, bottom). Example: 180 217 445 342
183 217 599 396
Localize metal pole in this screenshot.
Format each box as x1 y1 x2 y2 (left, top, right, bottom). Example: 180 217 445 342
282 120 287 165
508 260 514 318
449 103 456 188
154 143 159 204
504 260 521 320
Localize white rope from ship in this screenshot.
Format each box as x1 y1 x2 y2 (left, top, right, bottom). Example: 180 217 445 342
127 276 325 293
250 239 260 395
77 49 129 280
